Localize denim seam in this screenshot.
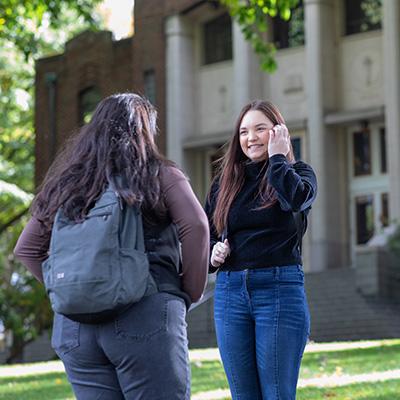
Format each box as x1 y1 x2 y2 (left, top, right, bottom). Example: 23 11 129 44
274 282 280 400
293 285 309 397
184 347 191 400
56 316 80 355
114 296 168 340
225 279 240 399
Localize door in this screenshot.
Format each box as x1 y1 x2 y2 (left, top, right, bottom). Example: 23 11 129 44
348 123 389 265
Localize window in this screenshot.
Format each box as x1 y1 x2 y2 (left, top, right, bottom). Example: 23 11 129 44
353 128 371 176
78 87 101 125
381 193 389 228
355 195 374 244
203 14 232 65
273 0 304 49
379 128 387 173
345 0 382 35
291 137 302 161
144 69 156 106
210 145 225 179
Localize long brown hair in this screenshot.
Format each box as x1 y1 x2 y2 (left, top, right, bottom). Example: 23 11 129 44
32 93 170 228
212 100 295 236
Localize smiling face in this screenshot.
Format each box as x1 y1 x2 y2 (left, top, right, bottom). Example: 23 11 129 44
239 110 274 162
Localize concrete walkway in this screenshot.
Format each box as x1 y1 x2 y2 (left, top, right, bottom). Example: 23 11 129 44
191 340 400 400
1 340 399 400
192 369 400 400
1 340 397 377
190 338 399 361
0 360 64 378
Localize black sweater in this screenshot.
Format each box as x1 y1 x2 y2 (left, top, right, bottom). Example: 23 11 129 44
205 154 317 271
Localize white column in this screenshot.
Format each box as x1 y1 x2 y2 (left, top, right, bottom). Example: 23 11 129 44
165 15 194 169
232 22 264 114
383 0 400 221
305 0 344 271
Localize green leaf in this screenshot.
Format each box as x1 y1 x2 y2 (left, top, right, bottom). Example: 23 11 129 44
221 0 298 72
0 0 105 363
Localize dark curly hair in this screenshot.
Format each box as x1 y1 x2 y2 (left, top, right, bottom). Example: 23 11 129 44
32 93 171 228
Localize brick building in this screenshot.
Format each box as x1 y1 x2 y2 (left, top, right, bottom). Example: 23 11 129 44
32 0 400 357
35 0 197 185
35 30 133 185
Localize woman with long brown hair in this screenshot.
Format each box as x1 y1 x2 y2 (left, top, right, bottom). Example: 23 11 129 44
205 100 317 400
14 93 209 399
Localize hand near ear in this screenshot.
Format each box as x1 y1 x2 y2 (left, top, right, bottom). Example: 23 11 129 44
268 124 290 157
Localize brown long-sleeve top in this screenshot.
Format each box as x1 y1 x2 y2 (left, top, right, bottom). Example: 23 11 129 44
14 165 209 303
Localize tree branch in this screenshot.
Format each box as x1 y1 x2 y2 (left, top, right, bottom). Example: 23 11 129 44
0 206 30 234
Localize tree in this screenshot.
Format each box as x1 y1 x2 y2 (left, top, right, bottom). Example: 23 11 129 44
220 0 300 72
0 0 102 58
0 0 103 363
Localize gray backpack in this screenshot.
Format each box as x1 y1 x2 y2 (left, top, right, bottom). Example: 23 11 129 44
41 187 157 323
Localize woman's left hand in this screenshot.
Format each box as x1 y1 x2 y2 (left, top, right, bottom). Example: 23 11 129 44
268 124 290 157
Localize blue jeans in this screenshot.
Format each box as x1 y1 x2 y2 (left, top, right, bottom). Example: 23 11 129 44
214 265 310 400
51 292 190 400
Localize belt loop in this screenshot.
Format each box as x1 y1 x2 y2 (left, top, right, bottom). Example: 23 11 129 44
275 266 280 280
227 270 231 276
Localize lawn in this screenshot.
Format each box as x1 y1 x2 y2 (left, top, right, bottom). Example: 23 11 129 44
0 339 399 400
301 340 400 378
297 380 400 400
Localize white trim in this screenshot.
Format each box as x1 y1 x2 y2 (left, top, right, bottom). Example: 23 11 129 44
325 107 384 126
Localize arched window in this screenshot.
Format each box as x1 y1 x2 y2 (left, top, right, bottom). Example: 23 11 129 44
144 69 156 105
78 87 102 125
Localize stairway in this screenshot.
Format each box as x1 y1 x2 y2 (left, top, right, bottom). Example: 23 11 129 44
305 268 400 342
187 268 400 348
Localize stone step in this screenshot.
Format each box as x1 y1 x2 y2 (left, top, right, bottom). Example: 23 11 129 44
186 267 400 347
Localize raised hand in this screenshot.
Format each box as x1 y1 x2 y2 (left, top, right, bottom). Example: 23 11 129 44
268 124 290 157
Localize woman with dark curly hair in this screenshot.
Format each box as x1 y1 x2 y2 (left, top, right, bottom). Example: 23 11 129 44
205 100 317 400
14 93 209 400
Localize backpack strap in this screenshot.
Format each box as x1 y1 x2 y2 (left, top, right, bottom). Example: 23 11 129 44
221 226 228 242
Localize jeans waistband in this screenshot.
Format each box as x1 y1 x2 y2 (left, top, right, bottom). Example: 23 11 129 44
220 265 302 275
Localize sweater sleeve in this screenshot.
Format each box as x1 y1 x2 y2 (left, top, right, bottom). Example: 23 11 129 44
267 154 317 212
160 166 209 302
13 217 51 283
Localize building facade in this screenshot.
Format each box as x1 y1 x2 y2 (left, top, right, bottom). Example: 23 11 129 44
153 0 398 273
35 0 399 274
33 1 400 350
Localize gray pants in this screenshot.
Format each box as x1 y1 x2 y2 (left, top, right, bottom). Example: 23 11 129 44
52 292 190 399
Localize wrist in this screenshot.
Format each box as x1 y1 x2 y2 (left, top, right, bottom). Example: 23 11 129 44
269 153 287 162
210 258 219 268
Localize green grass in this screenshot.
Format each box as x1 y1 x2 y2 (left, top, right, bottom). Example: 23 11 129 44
206 381 400 400
1 340 400 400
191 360 228 394
209 381 400 400
0 372 73 400
297 380 400 400
300 341 400 378
191 341 400 394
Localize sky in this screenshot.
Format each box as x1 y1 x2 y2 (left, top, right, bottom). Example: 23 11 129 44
99 0 135 39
